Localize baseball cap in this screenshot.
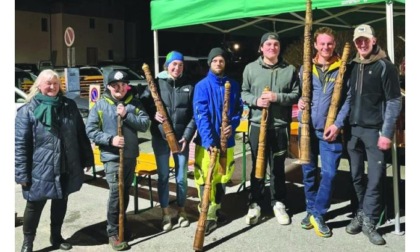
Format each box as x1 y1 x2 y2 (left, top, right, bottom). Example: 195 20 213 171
107 70 129 86
353 24 375 41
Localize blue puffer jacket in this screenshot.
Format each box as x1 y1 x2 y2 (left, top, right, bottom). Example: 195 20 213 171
15 96 94 201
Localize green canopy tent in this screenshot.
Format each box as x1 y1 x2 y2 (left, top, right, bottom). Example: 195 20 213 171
150 0 405 234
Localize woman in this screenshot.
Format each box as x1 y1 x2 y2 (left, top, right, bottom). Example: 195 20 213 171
15 69 94 252
140 51 196 232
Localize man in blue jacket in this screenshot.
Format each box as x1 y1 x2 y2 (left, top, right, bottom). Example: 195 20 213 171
297 27 351 238
193 47 243 235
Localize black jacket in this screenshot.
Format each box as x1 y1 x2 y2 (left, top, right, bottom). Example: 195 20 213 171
140 71 196 143
348 45 401 138
15 96 94 201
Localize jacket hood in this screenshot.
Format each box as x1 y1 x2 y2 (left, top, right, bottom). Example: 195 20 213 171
157 70 184 80
353 45 387 64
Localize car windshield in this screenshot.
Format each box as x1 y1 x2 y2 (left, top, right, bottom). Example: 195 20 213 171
80 68 102 76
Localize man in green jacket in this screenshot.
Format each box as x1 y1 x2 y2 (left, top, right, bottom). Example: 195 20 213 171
241 32 300 226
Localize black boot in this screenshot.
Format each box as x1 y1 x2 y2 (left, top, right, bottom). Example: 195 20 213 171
50 226 72 250
346 209 364 234
362 216 386 245
21 234 35 252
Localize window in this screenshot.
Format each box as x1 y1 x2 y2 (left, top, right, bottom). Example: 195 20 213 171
41 18 48 32
108 50 114 60
108 23 113 33
89 18 95 29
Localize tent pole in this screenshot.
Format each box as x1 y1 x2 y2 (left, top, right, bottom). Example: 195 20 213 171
153 30 160 78
386 0 404 236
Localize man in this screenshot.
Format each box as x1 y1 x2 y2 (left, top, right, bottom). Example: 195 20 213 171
297 27 351 238
345 24 401 246
241 32 300 226
193 47 243 235
86 70 150 250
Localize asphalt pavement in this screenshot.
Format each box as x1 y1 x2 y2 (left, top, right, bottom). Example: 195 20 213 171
14 131 406 252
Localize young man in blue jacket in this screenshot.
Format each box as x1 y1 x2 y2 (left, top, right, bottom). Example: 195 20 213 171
297 27 351 238
193 47 243 235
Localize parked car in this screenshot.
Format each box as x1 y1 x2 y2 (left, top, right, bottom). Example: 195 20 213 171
101 65 148 95
15 63 39 75
15 67 36 90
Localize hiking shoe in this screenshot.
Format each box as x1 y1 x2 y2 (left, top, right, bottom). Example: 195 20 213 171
205 220 217 236
362 217 386 245
309 215 332 238
178 212 190 228
245 203 261 225
216 210 228 224
301 213 313 230
162 215 173 232
346 210 364 235
109 235 129 251
273 202 290 225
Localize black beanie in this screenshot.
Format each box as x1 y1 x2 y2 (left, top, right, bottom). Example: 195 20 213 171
207 47 228 66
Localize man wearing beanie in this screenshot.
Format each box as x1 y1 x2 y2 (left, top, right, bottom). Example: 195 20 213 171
241 32 300 226
86 70 150 250
345 24 401 246
193 47 243 235
140 50 196 232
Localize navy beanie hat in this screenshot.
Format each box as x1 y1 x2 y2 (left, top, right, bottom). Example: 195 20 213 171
164 51 184 67
207 47 228 66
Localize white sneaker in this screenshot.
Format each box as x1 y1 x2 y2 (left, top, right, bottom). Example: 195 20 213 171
273 201 290 225
178 212 190 228
162 215 173 232
245 203 261 225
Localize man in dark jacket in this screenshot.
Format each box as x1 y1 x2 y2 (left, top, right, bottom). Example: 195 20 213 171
345 24 401 246
86 70 150 250
140 51 196 232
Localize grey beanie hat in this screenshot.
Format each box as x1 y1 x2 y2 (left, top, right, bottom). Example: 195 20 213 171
207 47 228 66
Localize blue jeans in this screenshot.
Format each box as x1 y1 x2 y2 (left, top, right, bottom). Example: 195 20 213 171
302 129 342 218
152 136 189 208
104 158 135 237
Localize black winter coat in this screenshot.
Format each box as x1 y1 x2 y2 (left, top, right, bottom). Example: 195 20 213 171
140 71 196 143
15 96 94 201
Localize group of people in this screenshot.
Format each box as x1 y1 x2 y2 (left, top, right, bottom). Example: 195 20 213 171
15 23 401 251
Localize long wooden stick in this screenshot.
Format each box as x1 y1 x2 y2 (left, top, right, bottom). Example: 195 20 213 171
117 115 125 242
142 63 181 153
219 81 231 175
193 147 218 252
255 87 269 179
324 42 351 130
299 0 313 164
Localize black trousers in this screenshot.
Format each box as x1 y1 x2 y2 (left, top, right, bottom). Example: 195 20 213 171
23 197 68 236
347 126 386 223
248 125 289 207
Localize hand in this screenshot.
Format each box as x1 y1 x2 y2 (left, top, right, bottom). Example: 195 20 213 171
112 135 125 148
261 90 277 102
154 111 165 123
378 136 392 150
257 97 270 108
179 138 187 152
116 103 127 118
298 98 306 111
223 125 232 139
323 124 339 142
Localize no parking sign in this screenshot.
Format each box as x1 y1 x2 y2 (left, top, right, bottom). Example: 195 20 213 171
89 84 101 109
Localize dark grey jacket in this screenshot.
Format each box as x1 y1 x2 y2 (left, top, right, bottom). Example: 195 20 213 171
15 96 94 201
85 92 150 162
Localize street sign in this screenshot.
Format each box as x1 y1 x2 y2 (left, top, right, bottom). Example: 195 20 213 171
89 84 101 109
64 27 75 47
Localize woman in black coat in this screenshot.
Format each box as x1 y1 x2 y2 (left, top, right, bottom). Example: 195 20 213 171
15 69 94 252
